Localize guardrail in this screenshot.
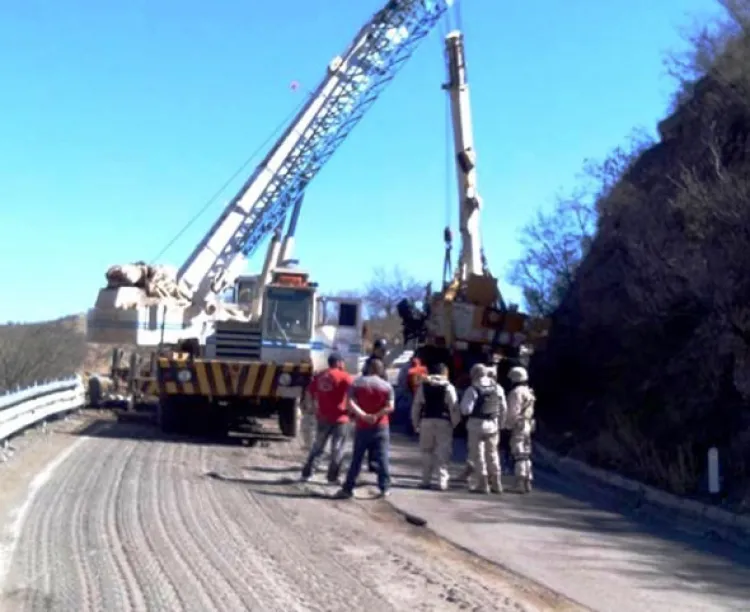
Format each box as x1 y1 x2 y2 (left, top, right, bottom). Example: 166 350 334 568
0 376 86 443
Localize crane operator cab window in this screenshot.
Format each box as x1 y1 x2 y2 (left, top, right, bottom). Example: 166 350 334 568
316 298 359 328
263 286 314 343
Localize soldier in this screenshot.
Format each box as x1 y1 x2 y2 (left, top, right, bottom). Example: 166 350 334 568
506 366 536 493
458 363 507 494
411 362 460 490
361 338 388 376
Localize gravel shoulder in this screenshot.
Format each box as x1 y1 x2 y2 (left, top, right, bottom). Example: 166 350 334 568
0 415 566 612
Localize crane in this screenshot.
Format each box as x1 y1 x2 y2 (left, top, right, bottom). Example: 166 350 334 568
397 28 550 390
89 0 455 347
87 0 459 439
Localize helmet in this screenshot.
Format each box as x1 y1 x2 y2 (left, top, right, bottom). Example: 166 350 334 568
373 338 387 351
508 366 528 384
470 363 486 381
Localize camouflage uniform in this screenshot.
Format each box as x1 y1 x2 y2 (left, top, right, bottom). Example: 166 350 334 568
506 367 536 493
459 364 507 494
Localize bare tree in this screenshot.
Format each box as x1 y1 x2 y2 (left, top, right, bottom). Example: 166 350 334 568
0 317 87 393
508 132 652 317
664 0 750 109
508 192 596 316
363 266 426 318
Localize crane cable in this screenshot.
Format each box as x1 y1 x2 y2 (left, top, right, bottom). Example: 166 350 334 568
150 97 309 265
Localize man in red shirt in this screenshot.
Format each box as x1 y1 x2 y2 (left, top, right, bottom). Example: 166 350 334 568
334 358 394 499
300 353 353 483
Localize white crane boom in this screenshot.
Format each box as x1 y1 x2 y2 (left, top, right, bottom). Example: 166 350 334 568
443 30 483 282
177 1 454 313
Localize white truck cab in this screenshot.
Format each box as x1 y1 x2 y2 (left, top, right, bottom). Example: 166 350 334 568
202 269 363 374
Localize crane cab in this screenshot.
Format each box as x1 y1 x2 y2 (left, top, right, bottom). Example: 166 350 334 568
256 268 363 373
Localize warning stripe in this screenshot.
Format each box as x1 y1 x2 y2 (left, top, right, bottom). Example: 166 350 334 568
156 358 312 398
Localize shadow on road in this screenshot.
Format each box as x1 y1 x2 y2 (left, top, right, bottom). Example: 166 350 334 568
72 416 293 449
386 435 750 603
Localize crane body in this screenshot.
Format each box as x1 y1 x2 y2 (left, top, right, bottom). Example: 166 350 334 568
86 0 455 438
398 29 549 391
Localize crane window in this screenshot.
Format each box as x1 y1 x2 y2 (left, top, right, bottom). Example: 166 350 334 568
264 287 313 343
338 302 358 327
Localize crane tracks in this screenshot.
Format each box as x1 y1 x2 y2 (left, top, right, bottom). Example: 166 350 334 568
1 421 544 611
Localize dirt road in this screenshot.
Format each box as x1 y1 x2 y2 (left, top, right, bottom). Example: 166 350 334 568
0 413 574 612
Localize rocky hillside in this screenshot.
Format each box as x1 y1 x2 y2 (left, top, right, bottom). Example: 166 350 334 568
531 11 750 508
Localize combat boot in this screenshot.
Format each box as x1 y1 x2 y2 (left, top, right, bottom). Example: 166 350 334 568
516 475 532 494
469 474 490 494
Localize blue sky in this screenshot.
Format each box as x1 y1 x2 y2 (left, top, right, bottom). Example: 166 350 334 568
0 0 722 323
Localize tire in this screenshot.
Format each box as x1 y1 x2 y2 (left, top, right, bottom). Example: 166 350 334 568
88 376 102 408
157 395 180 434
277 398 300 438
198 402 227 440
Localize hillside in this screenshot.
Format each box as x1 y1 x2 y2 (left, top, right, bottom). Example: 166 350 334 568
0 310 404 395
0 315 88 393
531 9 750 508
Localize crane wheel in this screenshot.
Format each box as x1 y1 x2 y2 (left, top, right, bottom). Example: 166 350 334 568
157 395 180 434
88 376 102 409
277 398 300 438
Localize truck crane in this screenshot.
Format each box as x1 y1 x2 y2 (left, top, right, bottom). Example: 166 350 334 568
398 29 550 391
86 0 457 438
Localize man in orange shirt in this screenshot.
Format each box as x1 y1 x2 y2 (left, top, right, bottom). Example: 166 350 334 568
407 356 428 394
334 358 394 499
300 353 353 484
402 356 427 435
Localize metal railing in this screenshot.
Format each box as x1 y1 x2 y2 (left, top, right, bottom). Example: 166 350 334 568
0 376 86 443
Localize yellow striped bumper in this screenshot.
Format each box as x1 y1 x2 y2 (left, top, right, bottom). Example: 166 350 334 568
156 358 312 399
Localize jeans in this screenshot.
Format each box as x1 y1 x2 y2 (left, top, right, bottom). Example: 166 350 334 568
343 425 391 493
301 421 349 482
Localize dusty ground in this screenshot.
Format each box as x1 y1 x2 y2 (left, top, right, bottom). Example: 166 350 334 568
0 413 575 612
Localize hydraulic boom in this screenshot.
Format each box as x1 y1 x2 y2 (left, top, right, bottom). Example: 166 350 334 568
179 0 456 314
443 30 484 282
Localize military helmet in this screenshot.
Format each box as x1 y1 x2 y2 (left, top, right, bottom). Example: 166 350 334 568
508 366 528 383
470 363 486 380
